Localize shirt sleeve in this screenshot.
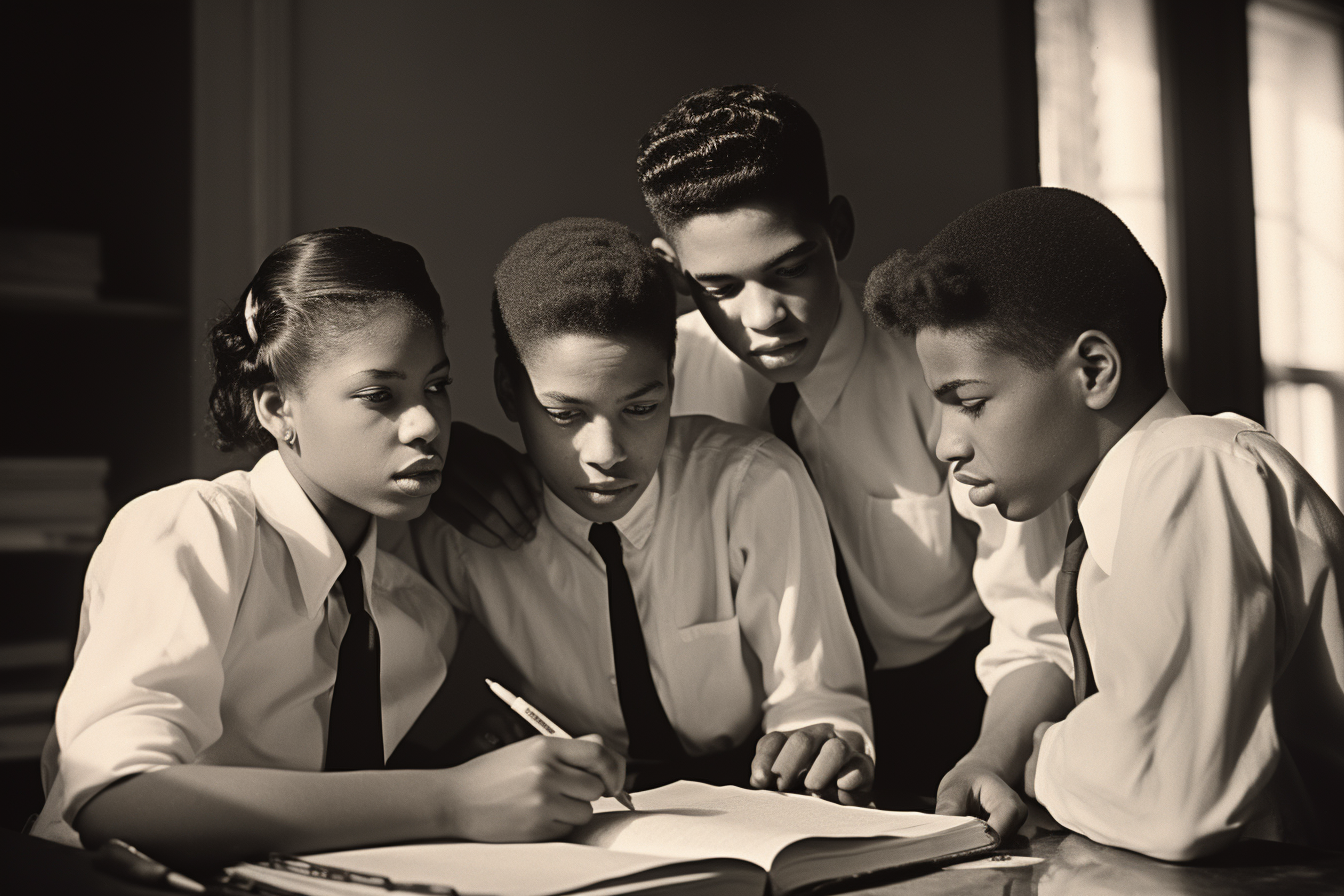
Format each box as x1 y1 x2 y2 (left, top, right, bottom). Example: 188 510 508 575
53 483 257 824
1034 440 1280 860
952 479 1073 694
730 437 875 756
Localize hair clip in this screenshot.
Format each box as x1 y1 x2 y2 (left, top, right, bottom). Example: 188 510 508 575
244 289 260 344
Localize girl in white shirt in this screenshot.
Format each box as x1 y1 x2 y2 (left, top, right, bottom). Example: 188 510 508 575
34 227 625 867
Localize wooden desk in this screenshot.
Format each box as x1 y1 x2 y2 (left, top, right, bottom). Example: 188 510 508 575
855 805 1344 895
5 813 1343 895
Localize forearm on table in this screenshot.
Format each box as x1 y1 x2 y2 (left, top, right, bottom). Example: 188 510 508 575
959 661 1073 782
74 764 455 869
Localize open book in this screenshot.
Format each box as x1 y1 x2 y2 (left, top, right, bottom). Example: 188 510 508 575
227 781 997 896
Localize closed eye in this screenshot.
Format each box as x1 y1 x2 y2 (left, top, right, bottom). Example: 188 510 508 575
546 408 581 424
356 388 391 404
625 402 659 417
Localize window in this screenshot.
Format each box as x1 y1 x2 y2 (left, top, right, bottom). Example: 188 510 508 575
1248 0 1344 505
1036 0 1178 358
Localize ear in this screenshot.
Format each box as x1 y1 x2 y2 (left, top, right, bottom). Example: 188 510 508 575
826 195 855 262
253 382 293 447
1070 330 1122 411
494 357 521 422
651 236 694 295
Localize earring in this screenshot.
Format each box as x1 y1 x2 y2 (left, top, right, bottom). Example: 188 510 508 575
282 428 296 447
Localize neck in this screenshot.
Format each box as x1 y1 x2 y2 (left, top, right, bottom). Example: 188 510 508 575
1068 382 1167 501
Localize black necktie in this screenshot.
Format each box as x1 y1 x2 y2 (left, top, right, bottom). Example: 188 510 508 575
769 382 878 670
588 522 687 761
324 554 385 771
1055 517 1096 705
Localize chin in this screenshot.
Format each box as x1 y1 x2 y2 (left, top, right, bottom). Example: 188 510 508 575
997 493 1058 522
378 495 434 522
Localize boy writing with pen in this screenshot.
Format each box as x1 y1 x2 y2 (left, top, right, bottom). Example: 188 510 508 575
383 217 875 795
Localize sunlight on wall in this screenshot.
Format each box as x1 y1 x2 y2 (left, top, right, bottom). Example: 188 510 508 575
1036 0 1177 358
1249 0 1344 506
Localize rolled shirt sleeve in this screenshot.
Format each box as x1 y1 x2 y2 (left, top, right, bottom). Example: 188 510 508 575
53 483 256 824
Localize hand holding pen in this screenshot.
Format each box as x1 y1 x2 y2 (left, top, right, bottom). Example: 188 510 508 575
487 679 636 810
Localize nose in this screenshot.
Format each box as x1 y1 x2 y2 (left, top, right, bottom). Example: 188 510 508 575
934 408 971 465
579 417 626 472
739 284 788 332
400 400 444 447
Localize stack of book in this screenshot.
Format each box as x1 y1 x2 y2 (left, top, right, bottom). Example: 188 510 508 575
0 457 109 552
0 458 107 761
0 228 102 302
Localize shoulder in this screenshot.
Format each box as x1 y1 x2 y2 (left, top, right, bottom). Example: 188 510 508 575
104 471 258 546
1135 413 1270 473
675 310 738 367
661 415 810 500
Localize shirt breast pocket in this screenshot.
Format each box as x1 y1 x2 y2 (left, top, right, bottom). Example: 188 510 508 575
860 492 957 611
662 616 754 749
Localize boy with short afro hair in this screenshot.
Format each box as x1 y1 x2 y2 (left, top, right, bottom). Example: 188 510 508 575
386 217 875 795
638 84 1071 804
864 185 1344 859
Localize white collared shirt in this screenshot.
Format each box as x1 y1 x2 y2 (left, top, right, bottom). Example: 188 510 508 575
383 415 873 758
33 451 457 846
1034 390 1344 859
672 283 1070 678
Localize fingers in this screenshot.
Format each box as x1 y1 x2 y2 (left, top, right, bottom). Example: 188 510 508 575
439 422 542 549
981 786 1028 838
750 732 788 789
436 475 535 549
559 735 627 800
802 737 854 791
753 727 874 792
935 775 971 817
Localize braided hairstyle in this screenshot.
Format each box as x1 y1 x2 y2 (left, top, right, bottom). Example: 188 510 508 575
636 84 830 233
208 226 444 453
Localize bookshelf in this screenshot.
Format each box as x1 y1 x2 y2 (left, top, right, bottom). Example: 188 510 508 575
0 2 192 830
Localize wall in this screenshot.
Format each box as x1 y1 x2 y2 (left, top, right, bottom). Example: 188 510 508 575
283 0 1033 444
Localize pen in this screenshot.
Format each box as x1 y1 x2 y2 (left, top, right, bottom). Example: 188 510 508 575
486 678 636 810
94 839 205 893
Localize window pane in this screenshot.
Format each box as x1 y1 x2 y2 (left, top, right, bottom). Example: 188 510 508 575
1037 0 1175 355
1249 0 1344 505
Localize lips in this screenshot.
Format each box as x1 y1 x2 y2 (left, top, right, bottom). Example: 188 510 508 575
751 336 805 357
580 479 636 494
953 471 990 488
395 457 443 478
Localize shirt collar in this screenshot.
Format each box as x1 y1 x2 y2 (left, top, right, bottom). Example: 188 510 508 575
251 451 378 618
1076 389 1189 575
796 280 865 423
543 471 661 553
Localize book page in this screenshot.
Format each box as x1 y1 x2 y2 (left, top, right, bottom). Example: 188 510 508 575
578 781 980 868
240 842 756 896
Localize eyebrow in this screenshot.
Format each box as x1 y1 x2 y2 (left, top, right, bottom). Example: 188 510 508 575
354 359 451 380
540 380 667 405
689 240 818 281
934 378 987 398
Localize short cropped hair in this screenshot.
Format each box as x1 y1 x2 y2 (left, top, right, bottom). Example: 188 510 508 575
864 187 1166 385
636 84 830 233
493 217 676 373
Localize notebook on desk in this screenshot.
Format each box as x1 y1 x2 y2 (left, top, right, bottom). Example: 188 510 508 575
226 780 998 896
